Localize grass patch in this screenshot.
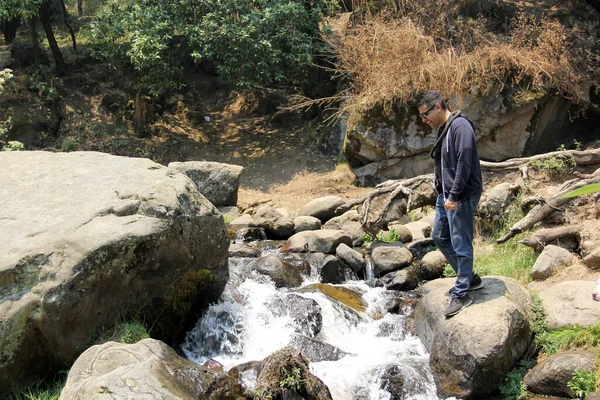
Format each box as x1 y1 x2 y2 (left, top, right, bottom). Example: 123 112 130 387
94 319 150 345
473 236 537 285
7 373 67 400
542 324 600 355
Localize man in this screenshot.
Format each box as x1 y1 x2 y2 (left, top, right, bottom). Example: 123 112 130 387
417 90 483 317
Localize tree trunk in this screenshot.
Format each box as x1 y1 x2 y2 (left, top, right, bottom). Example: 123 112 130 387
133 92 154 137
77 0 84 16
39 0 64 67
0 17 20 44
28 17 46 65
60 0 77 52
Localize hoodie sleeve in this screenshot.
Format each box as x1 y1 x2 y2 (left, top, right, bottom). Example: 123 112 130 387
448 118 476 202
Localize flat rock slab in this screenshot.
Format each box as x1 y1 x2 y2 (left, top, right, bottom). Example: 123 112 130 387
539 280 600 329
0 151 229 392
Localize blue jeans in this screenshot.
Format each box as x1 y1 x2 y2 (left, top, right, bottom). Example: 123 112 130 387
432 193 481 299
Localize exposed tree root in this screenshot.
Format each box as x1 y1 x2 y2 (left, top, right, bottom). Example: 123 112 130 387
497 168 600 243
337 175 436 236
520 225 581 252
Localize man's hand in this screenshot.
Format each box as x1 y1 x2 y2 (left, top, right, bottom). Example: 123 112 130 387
444 199 457 210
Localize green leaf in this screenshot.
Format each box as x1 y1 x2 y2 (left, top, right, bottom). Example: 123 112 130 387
561 184 600 198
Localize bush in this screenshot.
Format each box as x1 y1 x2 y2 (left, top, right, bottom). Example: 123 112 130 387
499 359 533 400
88 0 336 96
473 236 536 285
529 153 576 175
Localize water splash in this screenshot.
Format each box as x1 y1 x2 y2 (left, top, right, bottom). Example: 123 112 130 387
182 253 439 399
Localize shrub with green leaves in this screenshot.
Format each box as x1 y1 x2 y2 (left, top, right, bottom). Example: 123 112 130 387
375 228 402 243
3 140 25 151
529 154 576 175
568 368 596 399
499 359 533 400
280 366 305 392
88 0 336 95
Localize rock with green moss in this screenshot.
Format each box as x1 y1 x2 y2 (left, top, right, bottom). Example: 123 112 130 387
524 350 597 398
59 338 244 400
251 347 332 400
0 151 229 392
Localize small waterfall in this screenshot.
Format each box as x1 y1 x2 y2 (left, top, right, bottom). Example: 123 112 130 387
365 255 375 279
182 251 439 399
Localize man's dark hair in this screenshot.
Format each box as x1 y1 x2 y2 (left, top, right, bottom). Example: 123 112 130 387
418 90 447 110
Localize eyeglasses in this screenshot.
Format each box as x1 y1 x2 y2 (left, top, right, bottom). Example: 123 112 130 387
420 104 437 119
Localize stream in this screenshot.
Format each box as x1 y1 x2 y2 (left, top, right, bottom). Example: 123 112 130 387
182 243 440 399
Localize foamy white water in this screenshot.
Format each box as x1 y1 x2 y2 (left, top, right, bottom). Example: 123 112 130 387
182 254 440 399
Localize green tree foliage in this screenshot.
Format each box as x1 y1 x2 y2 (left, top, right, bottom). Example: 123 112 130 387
88 0 336 96
0 0 65 66
0 0 44 21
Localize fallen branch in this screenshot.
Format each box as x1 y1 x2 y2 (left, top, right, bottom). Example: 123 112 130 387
481 148 600 171
497 168 600 243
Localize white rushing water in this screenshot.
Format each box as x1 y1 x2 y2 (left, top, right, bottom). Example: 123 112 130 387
182 251 440 400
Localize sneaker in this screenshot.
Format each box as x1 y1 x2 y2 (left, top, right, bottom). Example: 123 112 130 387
447 274 484 296
444 294 473 317
469 274 484 291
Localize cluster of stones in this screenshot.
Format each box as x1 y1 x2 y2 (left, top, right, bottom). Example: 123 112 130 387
227 195 447 293
222 194 535 399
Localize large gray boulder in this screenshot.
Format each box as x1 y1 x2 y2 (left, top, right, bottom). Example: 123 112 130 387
415 277 532 399
253 205 295 239
323 209 366 247
530 245 574 280
299 196 346 222
371 244 413 277
289 333 351 362
344 94 571 183
269 294 323 338
306 253 353 284
381 265 422 291
524 350 597 398
168 160 243 206
0 151 229 392
284 230 352 254
336 243 365 273
479 182 520 216
539 280 600 328
59 338 243 400
293 215 322 233
403 221 431 241
253 255 308 288
419 250 447 280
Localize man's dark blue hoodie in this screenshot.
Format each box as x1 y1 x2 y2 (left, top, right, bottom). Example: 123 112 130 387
430 111 483 202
